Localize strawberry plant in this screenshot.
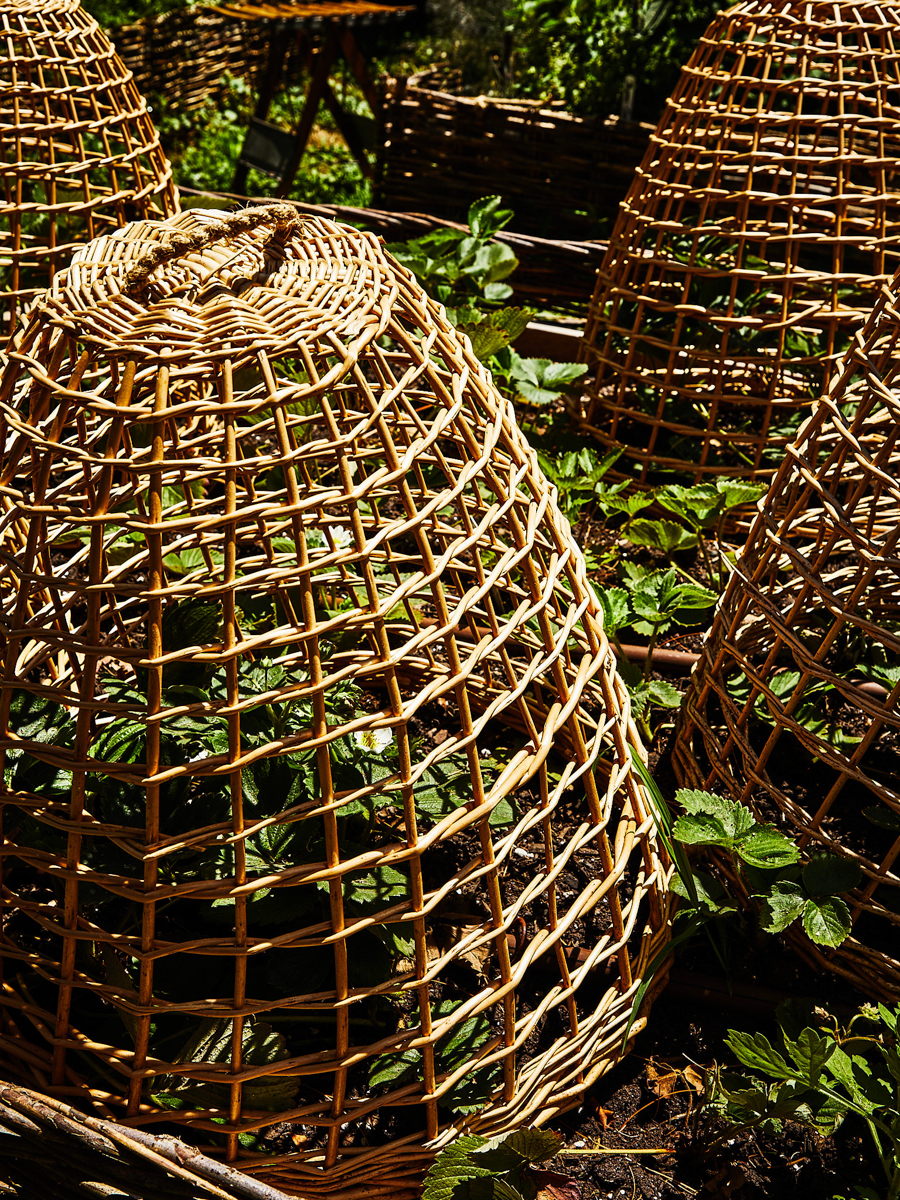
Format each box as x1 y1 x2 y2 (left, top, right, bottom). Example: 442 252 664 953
4 596 515 1127
673 790 861 950
389 195 535 358
709 1000 900 1200
422 1127 565 1200
534 445 622 521
491 347 588 418
593 566 716 737
389 197 591 419
622 774 863 1056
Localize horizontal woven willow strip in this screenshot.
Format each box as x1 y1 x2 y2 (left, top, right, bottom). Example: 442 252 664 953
212 0 412 21
673 269 900 1001
0 0 179 335
0 205 672 1195
580 0 900 506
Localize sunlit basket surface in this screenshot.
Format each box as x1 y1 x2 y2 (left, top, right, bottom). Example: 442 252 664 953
0 0 179 335
672 268 900 1001
580 0 900 503
0 205 672 1197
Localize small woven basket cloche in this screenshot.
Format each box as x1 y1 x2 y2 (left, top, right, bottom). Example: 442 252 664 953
0 0 179 334
0 205 673 1197
673 266 900 1001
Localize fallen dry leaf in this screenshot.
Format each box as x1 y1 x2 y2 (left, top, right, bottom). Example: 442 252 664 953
425 922 492 977
683 1064 706 1094
646 1062 678 1099
698 1164 747 1199
533 1168 580 1200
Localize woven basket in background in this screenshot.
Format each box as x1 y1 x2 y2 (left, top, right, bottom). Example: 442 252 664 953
0 0 179 334
579 0 900 513
673 268 900 1000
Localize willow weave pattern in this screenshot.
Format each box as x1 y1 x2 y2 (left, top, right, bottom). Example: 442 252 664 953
581 0 900 506
0 206 672 1195
674 268 900 1001
0 0 179 334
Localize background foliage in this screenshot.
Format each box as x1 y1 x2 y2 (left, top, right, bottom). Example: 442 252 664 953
82 0 194 32
506 0 721 120
422 0 721 121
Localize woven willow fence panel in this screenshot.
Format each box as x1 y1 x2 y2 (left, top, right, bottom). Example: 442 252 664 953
0 206 672 1196
378 72 653 240
580 0 900 498
113 7 268 113
0 0 179 335
672 272 900 1002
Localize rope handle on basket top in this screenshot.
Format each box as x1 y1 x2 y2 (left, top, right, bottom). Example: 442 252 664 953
119 203 302 298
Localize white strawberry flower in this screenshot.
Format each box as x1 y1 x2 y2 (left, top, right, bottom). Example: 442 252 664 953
327 525 354 549
353 727 394 754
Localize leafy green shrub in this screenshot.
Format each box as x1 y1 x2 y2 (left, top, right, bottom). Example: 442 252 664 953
507 0 721 121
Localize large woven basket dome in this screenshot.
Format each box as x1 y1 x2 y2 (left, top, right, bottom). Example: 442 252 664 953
0 206 672 1197
0 0 179 334
672 268 900 1001
580 0 900 501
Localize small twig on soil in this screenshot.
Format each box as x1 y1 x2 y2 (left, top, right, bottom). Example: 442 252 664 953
559 1148 674 1155
641 1165 698 1196
619 1090 696 1129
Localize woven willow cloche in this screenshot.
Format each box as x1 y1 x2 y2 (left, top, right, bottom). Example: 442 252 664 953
580 0 900 502
0 206 672 1196
0 0 179 334
673 267 900 1001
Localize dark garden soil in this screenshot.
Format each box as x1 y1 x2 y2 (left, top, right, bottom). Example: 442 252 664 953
543 943 883 1200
